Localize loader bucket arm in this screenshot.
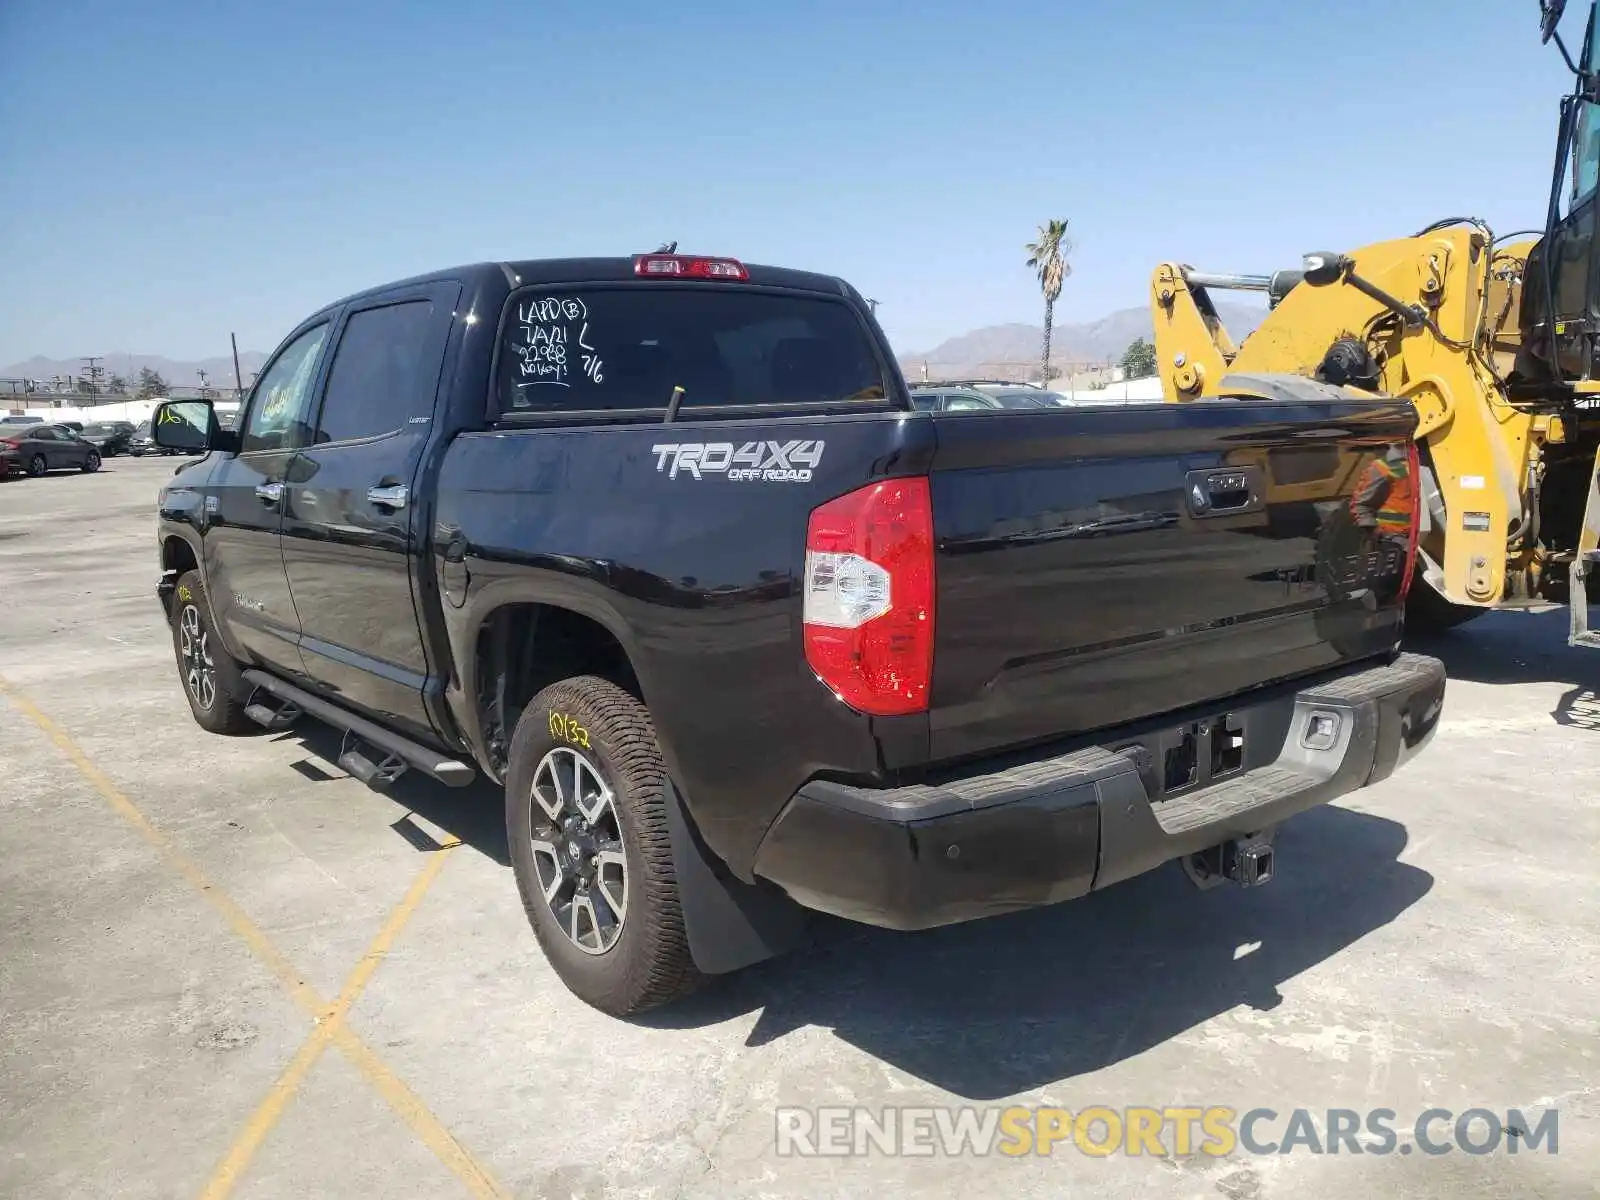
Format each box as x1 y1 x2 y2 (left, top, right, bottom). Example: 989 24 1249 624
1150 263 1235 400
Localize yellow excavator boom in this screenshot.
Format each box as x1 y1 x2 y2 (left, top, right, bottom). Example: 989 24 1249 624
1149 225 1600 636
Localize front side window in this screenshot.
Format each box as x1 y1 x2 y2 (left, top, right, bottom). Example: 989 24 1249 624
314 300 437 443
241 322 329 453
496 287 886 414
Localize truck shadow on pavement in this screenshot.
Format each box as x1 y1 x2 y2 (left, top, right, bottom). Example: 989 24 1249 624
652 804 1432 1100
274 715 1435 1099
1406 608 1600 729
273 722 512 864
1406 607 1600 687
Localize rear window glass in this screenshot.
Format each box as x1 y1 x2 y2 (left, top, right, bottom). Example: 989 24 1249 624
496 287 886 414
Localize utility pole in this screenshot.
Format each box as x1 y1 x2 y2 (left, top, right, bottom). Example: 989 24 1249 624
196 367 211 399
231 332 246 400
81 355 104 404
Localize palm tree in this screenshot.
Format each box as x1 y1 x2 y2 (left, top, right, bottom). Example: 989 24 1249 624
1025 218 1073 383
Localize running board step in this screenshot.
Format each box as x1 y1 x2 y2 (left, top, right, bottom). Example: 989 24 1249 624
241 669 476 788
338 731 408 789
244 697 302 731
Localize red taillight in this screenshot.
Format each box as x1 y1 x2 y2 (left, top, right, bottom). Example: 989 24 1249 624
803 477 936 716
632 253 749 281
0 437 20 448
1399 439 1422 603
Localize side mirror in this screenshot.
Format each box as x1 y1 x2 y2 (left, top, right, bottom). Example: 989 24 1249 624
152 399 217 452
1301 251 1351 287
1542 0 1567 45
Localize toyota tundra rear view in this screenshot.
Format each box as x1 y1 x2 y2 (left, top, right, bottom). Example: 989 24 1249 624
149 251 1445 1015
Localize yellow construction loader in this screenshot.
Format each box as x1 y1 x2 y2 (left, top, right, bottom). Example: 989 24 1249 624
1150 0 1600 647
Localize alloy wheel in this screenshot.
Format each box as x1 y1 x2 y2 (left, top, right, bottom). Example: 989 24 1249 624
178 604 216 711
527 746 628 954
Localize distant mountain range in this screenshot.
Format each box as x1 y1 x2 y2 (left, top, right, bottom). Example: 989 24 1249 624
1 351 268 390
2 298 1270 392
898 300 1268 378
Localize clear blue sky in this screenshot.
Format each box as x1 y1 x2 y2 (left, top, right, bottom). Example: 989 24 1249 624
0 0 1580 368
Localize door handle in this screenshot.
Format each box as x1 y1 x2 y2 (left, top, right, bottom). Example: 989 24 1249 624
1185 468 1263 518
255 482 283 505
367 483 408 510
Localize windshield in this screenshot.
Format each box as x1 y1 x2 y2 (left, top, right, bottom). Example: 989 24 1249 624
82 424 113 436
1578 12 1600 202
497 287 886 414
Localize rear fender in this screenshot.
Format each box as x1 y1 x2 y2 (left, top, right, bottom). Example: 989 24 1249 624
450 572 664 775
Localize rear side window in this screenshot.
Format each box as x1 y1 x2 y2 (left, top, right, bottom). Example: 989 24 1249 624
315 300 437 443
496 287 886 414
989 390 1053 409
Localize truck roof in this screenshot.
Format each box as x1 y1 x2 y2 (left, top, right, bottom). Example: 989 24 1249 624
314 257 858 322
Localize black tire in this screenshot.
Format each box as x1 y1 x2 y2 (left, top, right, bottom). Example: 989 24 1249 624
505 675 703 1016
1405 582 1488 635
27 454 47 477
169 570 257 735
81 450 100 473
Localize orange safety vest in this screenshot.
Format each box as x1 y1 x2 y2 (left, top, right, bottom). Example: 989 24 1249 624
1350 453 1414 537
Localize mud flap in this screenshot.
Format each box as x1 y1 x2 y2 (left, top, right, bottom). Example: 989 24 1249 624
662 779 811 975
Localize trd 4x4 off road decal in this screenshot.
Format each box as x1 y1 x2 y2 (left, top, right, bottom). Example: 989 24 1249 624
651 439 824 483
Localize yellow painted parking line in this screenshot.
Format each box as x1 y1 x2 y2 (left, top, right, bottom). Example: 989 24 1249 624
0 676 510 1200
199 845 457 1199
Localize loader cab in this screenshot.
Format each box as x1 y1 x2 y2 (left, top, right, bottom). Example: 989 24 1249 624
1525 0 1600 384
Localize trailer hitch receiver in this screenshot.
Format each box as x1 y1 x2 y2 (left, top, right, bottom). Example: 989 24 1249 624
1182 835 1276 890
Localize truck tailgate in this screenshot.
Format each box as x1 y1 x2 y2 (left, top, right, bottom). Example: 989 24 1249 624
925 396 1417 764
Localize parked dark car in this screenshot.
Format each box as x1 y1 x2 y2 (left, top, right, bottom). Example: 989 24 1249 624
0 423 104 476
81 421 136 457
908 384 1063 411
129 420 179 456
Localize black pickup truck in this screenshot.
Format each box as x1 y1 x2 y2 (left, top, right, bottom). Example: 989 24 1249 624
150 251 1445 1016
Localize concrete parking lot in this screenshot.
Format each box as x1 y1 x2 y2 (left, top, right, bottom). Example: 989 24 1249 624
1 455 1597 1199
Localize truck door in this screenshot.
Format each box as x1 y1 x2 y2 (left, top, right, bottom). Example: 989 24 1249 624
278 282 458 744
203 319 332 676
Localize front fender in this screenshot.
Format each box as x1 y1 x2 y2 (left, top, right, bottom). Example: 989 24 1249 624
155 515 206 621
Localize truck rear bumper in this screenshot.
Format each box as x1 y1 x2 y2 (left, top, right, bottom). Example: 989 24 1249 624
751 652 1444 930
